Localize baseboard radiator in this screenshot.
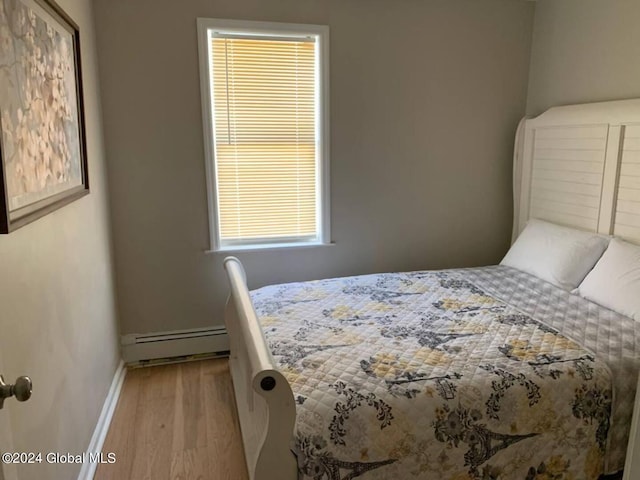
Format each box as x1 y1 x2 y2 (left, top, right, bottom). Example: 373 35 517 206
121 326 229 364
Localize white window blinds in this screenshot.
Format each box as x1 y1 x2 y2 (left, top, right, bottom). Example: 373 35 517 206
210 34 320 246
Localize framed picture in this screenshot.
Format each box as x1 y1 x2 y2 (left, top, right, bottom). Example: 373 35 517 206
0 0 88 233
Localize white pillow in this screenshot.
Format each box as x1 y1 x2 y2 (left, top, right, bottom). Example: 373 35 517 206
500 218 609 291
577 238 640 320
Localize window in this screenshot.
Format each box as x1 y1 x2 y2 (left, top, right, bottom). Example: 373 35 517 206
197 19 330 251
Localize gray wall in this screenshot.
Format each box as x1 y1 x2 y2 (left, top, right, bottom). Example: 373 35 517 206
0 0 121 478
94 0 534 335
527 0 640 116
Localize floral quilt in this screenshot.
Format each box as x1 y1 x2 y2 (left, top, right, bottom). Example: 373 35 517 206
251 267 616 480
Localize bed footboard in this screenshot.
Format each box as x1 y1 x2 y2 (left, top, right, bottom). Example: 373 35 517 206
223 257 298 480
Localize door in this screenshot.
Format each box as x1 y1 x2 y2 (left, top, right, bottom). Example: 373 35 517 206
0 348 19 480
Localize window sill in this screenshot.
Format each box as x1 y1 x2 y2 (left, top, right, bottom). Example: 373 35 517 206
205 241 335 254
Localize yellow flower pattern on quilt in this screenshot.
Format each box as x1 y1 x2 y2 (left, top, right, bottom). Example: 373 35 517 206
251 269 613 480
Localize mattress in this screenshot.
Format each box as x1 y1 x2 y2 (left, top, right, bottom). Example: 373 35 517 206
251 265 640 479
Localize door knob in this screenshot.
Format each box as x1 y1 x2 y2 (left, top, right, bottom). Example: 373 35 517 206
0 375 32 409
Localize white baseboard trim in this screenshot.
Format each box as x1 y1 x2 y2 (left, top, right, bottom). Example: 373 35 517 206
120 326 229 364
77 360 127 480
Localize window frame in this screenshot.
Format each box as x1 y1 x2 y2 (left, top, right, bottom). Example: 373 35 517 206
196 18 331 252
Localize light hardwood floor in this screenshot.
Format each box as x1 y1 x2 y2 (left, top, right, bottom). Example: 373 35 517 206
94 358 249 480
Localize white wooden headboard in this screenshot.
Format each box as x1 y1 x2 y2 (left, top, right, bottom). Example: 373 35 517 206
513 99 640 245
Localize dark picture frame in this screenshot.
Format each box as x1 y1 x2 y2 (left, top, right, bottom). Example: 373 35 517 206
0 0 88 233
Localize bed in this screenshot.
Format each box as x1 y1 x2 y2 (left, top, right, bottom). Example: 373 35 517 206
222 99 640 480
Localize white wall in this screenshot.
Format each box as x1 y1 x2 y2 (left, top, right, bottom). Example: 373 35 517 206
0 0 121 478
527 0 640 116
94 0 534 336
